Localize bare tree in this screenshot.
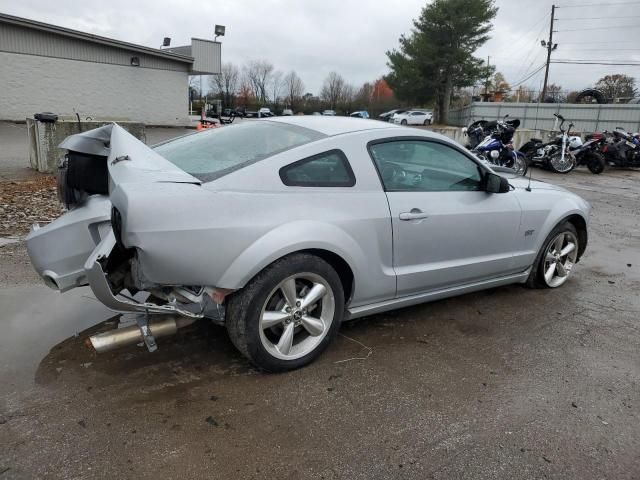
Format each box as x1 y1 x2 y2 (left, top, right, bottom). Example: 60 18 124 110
270 70 284 110
283 70 305 110
210 62 239 108
340 84 356 113
320 72 346 110
188 76 201 99
355 82 374 108
245 60 274 105
595 74 638 102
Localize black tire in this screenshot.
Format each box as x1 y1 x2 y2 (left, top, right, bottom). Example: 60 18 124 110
401 119 408 125
585 151 606 174
423 119 428 126
526 221 579 289
225 253 345 372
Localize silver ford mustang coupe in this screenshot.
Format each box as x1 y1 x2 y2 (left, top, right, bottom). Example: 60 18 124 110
26 117 590 371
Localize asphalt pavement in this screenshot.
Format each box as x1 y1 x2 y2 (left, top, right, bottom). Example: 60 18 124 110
0 167 639 479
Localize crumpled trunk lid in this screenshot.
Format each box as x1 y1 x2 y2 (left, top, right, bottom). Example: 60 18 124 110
59 123 201 188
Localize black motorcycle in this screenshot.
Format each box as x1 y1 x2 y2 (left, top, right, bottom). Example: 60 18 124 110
594 128 640 168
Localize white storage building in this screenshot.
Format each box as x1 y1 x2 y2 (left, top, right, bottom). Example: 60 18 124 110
0 13 221 125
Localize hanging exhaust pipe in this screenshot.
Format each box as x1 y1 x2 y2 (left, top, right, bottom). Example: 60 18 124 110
87 316 197 353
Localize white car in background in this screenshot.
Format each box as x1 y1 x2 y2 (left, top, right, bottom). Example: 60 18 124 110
393 110 433 126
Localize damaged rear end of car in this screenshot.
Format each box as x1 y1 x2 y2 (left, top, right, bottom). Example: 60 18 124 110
26 124 226 352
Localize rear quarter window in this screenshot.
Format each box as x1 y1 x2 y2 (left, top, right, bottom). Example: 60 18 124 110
280 150 356 187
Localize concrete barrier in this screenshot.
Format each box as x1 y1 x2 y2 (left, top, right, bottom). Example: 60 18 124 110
26 118 145 173
418 125 543 149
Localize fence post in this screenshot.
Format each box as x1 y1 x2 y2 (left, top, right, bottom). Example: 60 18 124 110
523 103 529 129
594 105 601 132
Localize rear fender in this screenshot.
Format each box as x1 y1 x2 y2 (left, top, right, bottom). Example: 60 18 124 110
217 221 362 291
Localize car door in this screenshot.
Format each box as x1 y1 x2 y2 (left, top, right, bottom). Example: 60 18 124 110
368 138 522 297
409 112 424 125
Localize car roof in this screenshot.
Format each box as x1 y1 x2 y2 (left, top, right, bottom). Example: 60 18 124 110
267 115 399 136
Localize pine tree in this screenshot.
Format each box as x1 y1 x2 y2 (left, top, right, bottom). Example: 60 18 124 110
386 0 497 124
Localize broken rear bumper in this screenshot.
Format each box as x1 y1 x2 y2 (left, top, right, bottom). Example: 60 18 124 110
84 230 204 319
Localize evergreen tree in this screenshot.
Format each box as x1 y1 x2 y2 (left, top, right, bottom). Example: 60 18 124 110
386 0 497 123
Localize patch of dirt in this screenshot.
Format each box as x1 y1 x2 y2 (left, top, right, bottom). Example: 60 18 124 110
0 176 64 236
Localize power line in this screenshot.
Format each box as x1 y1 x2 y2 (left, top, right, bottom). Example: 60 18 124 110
552 60 640 65
560 41 640 44
557 24 640 31
555 15 640 19
557 1 640 7
489 12 550 61
511 64 547 88
560 48 640 51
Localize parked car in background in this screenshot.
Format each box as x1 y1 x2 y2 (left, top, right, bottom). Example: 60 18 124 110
27 117 590 372
259 107 274 118
379 109 407 122
322 110 336 116
350 111 370 119
393 110 433 126
282 109 294 116
312 112 322 116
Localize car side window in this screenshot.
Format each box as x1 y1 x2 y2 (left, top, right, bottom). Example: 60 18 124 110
280 149 356 187
411 112 422 116
369 140 483 192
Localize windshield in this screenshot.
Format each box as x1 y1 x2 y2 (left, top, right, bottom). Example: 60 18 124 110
154 121 326 182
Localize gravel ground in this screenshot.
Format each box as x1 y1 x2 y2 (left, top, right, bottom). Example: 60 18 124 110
0 167 639 479
0 176 62 237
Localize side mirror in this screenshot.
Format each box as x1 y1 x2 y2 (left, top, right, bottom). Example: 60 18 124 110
485 172 510 194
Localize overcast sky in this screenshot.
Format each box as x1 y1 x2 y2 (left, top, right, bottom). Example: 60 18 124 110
2 0 639 95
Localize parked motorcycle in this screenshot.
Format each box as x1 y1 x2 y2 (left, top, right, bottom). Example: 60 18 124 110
463 115 528 175
519 114 605 174
590 127 640 168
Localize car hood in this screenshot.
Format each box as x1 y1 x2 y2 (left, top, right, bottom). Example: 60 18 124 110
59 123 201 187
508 177 569 192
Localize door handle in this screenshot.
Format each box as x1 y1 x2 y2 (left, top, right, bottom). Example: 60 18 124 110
399 209 429 221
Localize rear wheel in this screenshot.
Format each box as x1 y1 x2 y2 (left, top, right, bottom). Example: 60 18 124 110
526 222 580 289
585 151 606 174
401 119 408 125
226 253 344 372
512 152 528 176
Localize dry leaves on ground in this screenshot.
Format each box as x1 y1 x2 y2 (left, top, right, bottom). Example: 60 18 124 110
0 176 64 236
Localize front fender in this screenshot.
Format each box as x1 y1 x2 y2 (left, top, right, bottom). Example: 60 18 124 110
217 221 363 290
534 197 590 258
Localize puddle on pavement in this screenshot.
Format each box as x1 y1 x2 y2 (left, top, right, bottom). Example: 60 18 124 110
0 284 255 398
0 285 113 392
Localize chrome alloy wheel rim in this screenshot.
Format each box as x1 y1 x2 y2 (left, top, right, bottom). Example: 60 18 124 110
259 273 335 360
550 151 575 173
543 231 579 287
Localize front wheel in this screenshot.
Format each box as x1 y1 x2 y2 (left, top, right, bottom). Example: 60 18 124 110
401 119 408 125
526 221 580 289
549 151 576 173
225 253 344 372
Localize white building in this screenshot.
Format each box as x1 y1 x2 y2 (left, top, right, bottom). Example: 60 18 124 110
0 12 220 125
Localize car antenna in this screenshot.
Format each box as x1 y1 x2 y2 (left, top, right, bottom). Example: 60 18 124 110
525 164 533 192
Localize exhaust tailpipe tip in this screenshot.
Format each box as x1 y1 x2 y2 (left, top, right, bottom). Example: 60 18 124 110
87 316 197 353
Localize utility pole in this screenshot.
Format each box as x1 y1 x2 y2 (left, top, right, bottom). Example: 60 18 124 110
484 55 491 101
541 4 557 102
